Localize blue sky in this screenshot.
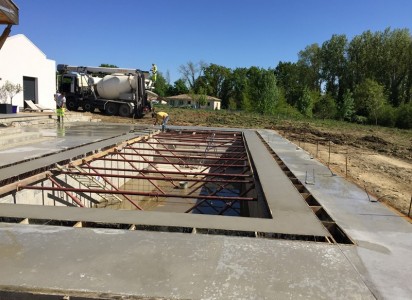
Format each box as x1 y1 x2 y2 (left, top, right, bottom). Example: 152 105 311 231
10 0 412 83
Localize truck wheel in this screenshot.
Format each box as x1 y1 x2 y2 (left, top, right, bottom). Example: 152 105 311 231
118 104 131 117
83 101 95 113
66 97 79 111
105 102 119 116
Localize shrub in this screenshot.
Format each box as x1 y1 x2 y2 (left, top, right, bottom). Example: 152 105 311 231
395 102 412 129
376 104 397 127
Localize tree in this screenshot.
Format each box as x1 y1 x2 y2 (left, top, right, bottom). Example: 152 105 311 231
168 79 189 96
153 72 171 97
275 62 302 107
179 61 207 89
99 64 118 68
227 67 249 110
319 34 348 100
1 81 22 105
354 79 386 125
202 64 231 99
254 70 279 115
296 86 313 117
313 93 336 119
395 101 412 129
337 89 355 120
298 43 322 91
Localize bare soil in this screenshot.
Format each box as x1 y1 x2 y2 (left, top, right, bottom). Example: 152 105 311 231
279 125 412 216
84 110 412 217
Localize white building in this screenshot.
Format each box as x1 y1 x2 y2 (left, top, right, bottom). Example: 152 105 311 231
0 34 56 110
167 94 221 110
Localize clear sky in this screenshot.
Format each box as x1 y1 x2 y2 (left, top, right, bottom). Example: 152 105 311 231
10 0 412 83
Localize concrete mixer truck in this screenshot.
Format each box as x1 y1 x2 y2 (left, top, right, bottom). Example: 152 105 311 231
56 64 156 118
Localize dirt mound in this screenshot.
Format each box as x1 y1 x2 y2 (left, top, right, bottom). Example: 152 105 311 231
359 135 390 145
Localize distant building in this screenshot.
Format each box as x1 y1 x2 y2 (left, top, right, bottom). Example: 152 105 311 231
0 34 56 110
166 94 221 110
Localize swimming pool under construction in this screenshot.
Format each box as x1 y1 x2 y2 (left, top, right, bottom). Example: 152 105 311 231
0 120 410 299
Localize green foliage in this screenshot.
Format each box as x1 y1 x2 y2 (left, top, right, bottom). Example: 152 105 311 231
337 89 355 120
395 102 412 129
99 64 118 68
354 79 386 125
376 104 397 127
168 79 189 96
197 87 207 106
319 34 348 100
253 70 280 115
296 86 313 117
170 27 412 129
275 62 302 106
274 96 303 120
153 72 170 97
313 93 337 119
228 97 237 110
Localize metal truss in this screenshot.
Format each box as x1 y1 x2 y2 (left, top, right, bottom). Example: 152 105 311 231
20 130 257 216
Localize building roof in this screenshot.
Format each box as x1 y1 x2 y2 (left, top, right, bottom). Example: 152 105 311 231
0 0 19 25
166 94 221 102
2 34 47 58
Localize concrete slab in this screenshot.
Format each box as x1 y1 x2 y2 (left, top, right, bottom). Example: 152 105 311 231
0 223 374 299
244 130 329 237
258 129 412 299
0 123 155 182
1 126 409 298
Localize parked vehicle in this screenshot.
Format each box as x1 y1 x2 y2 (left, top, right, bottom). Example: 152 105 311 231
56 64 156 118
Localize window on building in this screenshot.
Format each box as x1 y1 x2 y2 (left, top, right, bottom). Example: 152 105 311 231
207 102 211 106
170 100 175 106
179 100 183 106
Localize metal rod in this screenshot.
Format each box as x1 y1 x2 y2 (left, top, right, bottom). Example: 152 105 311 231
142 141 245 149
20 185 257 201
47 175 84 207
83 161 144 210
122 152 247 162
328 140 331 167
127 148 179 188
56 170 252 184
154 134 242 141
77 166 251 178
146 138 187 166
96 158 247 168
124 146 245 155
116 153 166 194
346 149 348 178
408 195 412 217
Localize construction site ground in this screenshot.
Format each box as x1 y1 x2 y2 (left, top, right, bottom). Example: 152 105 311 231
85 108 412 218
1 110 411 299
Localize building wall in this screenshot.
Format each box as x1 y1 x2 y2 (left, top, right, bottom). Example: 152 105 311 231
0 34 56 109
168 98 221 110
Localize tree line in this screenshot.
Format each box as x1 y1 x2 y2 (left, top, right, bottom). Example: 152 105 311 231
154 27 412 129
